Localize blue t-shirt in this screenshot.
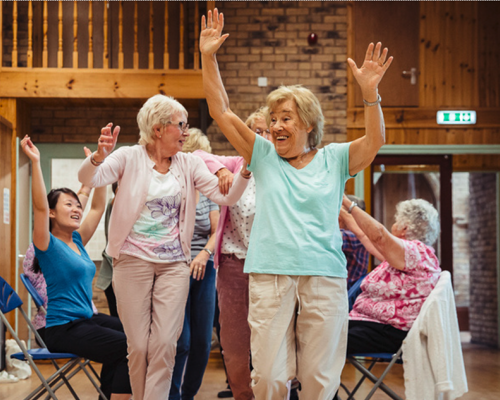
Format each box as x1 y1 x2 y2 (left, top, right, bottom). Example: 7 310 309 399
246 134 353 277
34 231 95 328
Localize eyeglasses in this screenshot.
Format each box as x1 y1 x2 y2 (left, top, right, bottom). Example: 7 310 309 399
254 128 270 136
167 121 190 133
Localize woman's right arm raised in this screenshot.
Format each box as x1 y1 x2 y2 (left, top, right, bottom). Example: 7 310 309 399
200 9 255 164
21 136 50 251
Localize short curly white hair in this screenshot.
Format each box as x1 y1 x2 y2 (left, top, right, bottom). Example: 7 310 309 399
137 94 187 146
394 199 440 246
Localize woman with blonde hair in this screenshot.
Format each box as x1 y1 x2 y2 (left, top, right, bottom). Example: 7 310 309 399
169 128 220 400
78 94 250 400
200 9 393 400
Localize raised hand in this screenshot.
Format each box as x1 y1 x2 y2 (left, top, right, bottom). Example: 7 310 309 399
20 135 40 163
94 122 120 163
347 42 393 98
200 8 230 56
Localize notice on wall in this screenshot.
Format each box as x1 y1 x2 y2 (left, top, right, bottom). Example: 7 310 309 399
3 188 10 225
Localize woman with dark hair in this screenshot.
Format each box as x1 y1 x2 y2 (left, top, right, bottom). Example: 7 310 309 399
21 135 131 400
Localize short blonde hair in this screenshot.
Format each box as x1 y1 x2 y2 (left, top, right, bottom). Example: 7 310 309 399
245 107 268 129
266 85 324 148
137 94 187 146
395 199 440 246
182 128 212 153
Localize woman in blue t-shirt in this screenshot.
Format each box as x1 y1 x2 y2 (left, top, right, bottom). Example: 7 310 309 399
199 9 393 400
21 135 131 400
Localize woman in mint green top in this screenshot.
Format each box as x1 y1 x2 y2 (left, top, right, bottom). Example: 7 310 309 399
200 9 393 400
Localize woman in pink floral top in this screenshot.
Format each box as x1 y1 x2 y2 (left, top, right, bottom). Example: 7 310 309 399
339 196 441 355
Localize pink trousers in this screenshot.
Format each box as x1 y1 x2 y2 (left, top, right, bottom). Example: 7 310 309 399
113 254 190 400
217 254 254 400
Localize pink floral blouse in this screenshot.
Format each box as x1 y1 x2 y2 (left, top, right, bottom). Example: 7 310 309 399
349 240 441 331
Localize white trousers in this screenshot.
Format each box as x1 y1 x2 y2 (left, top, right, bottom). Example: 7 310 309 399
248 274 348 400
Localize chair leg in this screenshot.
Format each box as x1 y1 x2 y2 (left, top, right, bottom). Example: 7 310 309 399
348 356 403 400
0 314 59 400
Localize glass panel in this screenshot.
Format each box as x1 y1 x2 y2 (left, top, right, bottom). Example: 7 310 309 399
372 164 441 264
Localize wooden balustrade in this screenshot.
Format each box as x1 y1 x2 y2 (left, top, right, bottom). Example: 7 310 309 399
1 0 208 71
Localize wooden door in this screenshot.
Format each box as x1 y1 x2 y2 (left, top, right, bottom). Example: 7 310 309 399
353 2 419 107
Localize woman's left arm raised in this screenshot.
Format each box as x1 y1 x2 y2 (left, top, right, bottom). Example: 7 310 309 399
78 185 107 246
348 42 393 176
342 195 405 270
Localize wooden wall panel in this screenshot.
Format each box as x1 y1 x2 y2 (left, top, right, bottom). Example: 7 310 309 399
420 2 478 107
478 2 500 108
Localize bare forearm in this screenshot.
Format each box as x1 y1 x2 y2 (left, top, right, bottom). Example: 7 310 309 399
202 54 230 119
363 92 385 152
90 185 107 214
31 161 48 213
356 232 385 262
350 206 388 248
204 232 217 254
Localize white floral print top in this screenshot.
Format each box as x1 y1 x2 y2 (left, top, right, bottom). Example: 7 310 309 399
349 240 441 331
121 170 186 263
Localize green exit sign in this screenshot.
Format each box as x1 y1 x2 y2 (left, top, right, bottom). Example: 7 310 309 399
436 111 477 125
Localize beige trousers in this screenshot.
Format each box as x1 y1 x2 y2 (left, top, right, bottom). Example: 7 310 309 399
248 274 348 400
113 254 190 400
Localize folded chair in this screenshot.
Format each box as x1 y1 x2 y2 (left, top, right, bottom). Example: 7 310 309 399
0 275 106 400
339 275 404 400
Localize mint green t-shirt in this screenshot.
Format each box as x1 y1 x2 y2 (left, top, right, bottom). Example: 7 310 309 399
245 134 353 277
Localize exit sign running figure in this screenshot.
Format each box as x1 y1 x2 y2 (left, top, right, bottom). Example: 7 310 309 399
436 111 477 125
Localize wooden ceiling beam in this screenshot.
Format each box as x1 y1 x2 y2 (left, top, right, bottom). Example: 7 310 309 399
0 69 204 99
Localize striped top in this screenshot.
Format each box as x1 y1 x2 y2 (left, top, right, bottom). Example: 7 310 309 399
191 192 219 259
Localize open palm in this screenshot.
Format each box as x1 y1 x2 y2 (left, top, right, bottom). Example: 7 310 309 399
200 9 229 56
348 42 393 93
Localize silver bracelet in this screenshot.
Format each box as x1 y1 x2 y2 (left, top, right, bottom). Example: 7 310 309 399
203 248 213 256
363 94 382 107
348 202 358 214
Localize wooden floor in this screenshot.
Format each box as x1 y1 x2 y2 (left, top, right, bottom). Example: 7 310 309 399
1 339 499 400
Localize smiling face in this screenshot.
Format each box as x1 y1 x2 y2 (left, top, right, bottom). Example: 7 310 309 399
155 112 190 155
49 192 83 232
269 99 312 159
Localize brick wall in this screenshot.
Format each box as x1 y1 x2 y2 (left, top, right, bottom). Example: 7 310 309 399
30 101 201 144
206 0 348 154
468 173 498 347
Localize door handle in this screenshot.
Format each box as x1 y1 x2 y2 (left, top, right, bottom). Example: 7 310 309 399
402 67 418 85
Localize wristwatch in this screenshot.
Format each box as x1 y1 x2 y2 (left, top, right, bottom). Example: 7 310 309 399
203 248 213 256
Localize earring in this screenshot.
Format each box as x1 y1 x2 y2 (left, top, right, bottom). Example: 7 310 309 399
159 135 162 138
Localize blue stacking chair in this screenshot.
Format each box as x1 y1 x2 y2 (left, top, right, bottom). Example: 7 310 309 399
339 275 404 400
0 275 106 400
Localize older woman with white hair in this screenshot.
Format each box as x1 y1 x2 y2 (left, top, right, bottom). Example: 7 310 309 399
200 9 393 400
78 95 250 400
339 197 441 356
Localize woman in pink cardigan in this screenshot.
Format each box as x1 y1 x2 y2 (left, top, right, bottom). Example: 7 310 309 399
78 94 250 400
194 108 269 400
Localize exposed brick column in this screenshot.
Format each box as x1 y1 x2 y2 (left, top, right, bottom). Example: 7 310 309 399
468 173 499 348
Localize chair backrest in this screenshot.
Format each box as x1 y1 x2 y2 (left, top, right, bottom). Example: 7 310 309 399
348 274 366 312
20 273 45 309
0 276 23 314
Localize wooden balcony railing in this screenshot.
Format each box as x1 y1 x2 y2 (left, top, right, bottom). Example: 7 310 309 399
0 1 214 99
